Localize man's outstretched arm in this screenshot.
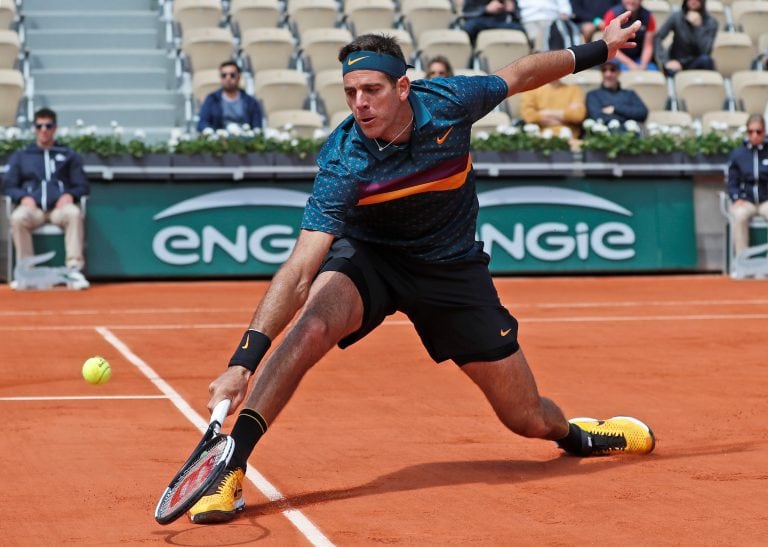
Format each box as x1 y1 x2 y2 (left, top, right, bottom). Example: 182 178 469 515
496 10 641 97
206 228 335 412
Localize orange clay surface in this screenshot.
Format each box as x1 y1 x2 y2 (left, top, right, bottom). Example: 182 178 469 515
1 275 767 545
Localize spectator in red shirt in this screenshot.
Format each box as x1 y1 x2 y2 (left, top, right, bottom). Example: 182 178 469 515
602 0 657 70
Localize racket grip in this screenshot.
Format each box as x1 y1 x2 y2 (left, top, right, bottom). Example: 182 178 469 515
210 399 231 427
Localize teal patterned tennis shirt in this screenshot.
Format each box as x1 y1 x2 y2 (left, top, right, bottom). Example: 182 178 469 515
301 74 509 262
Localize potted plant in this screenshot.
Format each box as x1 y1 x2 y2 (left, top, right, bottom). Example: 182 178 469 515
680 121 742 165
471 123 573 175
58 121 171 179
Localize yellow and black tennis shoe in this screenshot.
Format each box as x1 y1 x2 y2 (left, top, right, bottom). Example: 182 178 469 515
188 466 245 524
570 416 656 456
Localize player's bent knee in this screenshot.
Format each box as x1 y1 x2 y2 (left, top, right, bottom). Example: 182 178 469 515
293 313 334 345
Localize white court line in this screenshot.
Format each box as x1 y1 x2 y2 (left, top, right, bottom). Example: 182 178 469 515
95 326 334 547
2 299 768 318
0 395 168 401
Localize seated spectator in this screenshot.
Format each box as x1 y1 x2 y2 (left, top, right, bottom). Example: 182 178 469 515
197 61 263 132
426 55 454 79
3 107 90 288
654 0 717 76
570 0 615 42
585 59 649 125
460 0 527 47
520 78 585 137
727 115 768 260
517 0 572 51
602 0 658 71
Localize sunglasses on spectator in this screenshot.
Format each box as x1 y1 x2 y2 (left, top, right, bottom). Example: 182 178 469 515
747 129 764 134
34 122 56 130
220 71 239 79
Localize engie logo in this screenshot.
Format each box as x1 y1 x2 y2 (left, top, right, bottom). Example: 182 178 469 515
150 185 636 267
151 188 309 266
477 186 636 262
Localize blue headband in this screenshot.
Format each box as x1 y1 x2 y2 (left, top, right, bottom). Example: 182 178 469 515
342 50 409 78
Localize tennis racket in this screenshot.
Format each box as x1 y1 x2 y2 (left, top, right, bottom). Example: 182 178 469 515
154 399 234 525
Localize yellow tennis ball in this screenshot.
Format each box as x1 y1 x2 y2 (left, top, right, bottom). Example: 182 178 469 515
82 356 112 385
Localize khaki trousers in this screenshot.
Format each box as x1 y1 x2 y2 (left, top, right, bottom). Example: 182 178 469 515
10 203 85 270
732 200 768 257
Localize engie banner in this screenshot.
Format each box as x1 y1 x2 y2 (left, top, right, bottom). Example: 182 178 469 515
84 177 696 277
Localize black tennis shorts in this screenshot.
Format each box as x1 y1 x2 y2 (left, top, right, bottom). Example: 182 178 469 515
318 237 520 366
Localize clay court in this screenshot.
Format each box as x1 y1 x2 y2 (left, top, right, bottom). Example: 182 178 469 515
1 274 767 545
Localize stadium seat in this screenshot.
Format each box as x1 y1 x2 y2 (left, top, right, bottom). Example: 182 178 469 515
400 0 455 43
718 190 768 278
643 0 673 28
0 67 22 125
329 109 352 129
4 196 88 284
343 0 397 36
701 110 749 132
254 68 310 113
229 0 283 33
241 27 295 71
0 0 15 29
0 29 19 69
300 27 354 73
313 68 346 119
731 70 768 114
674 70 727 118
758 32 768 56
366 28 414 62
182 27 236 72
707 0 728 30
471 109 511 137
192 68 221 105
645 109 694 129
560 68 602 96
173 0 223 33
474 29 530 73
730 0 768 43
417 29 473 72
287 0 340 41
267 109 325 137
619 69 669 111
711 31 755 77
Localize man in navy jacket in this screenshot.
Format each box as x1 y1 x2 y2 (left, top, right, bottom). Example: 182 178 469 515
586 58 648 126
727 114 768 257
196 61 262 132
3 107 90 280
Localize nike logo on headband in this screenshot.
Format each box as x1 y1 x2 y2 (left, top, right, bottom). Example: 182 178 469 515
347 56 370 65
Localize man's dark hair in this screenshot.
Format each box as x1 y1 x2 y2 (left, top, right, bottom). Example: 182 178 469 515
34 107 57 124
219 60 241 73
338 34 407 85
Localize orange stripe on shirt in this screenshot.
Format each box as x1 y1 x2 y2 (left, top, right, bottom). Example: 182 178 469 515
357 154 473 206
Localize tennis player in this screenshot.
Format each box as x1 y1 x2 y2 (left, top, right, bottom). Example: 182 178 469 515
189 10 655 524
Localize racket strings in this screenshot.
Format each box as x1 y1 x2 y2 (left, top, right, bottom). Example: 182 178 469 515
158 435 230 516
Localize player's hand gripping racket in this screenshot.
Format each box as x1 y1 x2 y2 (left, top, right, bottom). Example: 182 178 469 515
154 399 233 524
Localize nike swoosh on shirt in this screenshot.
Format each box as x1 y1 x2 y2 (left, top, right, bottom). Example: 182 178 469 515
436 126 454 145
500 328 512 337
